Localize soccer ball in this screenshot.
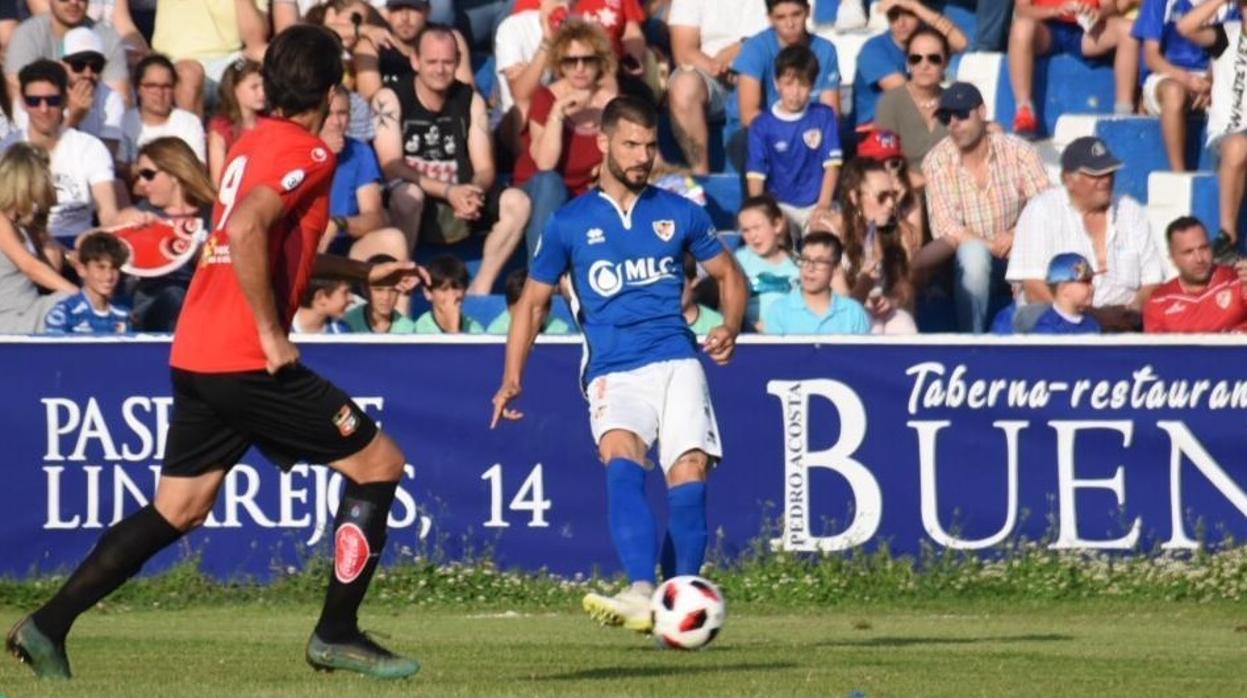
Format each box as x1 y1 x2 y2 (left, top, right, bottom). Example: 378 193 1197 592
650 575 726 650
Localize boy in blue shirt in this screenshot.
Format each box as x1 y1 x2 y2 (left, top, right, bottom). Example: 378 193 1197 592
1031 252 1102 335
763 231 870 335
734 0 842 127
745 44 843 233
44 232 131 335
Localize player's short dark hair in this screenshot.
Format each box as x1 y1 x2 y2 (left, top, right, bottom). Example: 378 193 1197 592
78 231 129 268
427 254 469 289
766 0 809 13
133 53 177 91
263 25 344 117
740 194 784 223
1165 215 1207 246
602 94 657 133
300 276 350 308
504 268 528 306
415 23 460 58
800 230 843 263
19 60 67 97
774 44 819 86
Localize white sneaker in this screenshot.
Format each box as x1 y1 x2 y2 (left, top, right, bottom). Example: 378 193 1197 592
582 585 654 633
834 0 868 31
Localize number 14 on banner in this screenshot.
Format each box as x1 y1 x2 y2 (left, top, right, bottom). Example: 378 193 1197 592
481 464 551 528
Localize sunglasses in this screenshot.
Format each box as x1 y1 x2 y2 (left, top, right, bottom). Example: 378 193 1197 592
936 107 973 125
907 52 944 67
137 168 160 181
66 56 105 73
23 94 62 108
560 55 601 70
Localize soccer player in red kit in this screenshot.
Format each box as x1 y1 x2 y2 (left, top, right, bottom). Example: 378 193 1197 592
7 25 423 680
1144 216 1247 333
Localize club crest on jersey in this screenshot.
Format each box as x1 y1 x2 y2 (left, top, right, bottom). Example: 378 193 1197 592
281 169 306 192
803 129 822 149
332 404 358 437
1217 290 1233 309
311 146 328 163
587 227 605 245
653 219 676 242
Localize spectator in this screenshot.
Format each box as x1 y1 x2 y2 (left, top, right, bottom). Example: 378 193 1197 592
43 230 131 334
0 142 77 332
763 230 870 334
1178 0 1246 256
373 25 530 295
120 54 206 177
487 267 573 334
292 277 352 334
975 0 1016 51
1008 0 1140 135
343 253 419 333
735 0 841 129
744 44 842 233
853 0 966 126
682 252 724 334
515 0 654 95
1030 252 1102 334
206 58 263 185
414 254 485 333
733 194 797 331
4 0 131 112
512 20 617 259
78 0 150 58
33 27 124 155
0 76 13 141
921 82 1051 333
122 137 215 331
1134 0 1235 172
836 157 920 335
1007 136 1164 332
353 0 473 101
428 0 515 52
1144 216 1247 332
874 26 950 172
494 0 565 146
9 60 121 239
854 128 926 242
151 0 269 115
666 0 769 173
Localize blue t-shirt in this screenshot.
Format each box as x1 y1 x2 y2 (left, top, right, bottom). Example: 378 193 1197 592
734 245 798 328
44 292 131 334
746 102 843 207
762 288 870 335
530 187 725 388
1031 307 1102 335
329 138 383 217
732 29 841 109
853 32 906 125
1133 0 1241 71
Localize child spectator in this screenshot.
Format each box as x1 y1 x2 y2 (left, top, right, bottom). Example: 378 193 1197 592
763 231 871 335
206 58 263 185
682 253 724 335
44 231 131 334
343 253 418 333
734 194 798 331
415 254 485 334
1031 252 1102 334
486 268 573 335
292 277 352 334
745 44 842 233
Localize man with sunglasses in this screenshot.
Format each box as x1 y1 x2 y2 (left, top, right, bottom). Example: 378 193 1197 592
852 0 966 126
54 27 124 157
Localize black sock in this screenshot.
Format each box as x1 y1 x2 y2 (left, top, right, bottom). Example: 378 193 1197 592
314 479 397 643
32 505 182 644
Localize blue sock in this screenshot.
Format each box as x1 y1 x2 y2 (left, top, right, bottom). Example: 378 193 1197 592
605 458 657 584
659 531 676 581
667 482 708 576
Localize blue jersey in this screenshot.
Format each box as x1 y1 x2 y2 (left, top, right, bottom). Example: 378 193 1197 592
530 187 724 388
1133 0 1240 71
853 32 906 124
746 102 843 207
329 138 383 217
44 292 131 334
732 29 841 110
1031 307 1101 335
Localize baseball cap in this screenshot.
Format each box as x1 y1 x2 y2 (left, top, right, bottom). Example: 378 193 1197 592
936 82 984 114
1060 136 1123 176
386 0 430 9
1045 252 1095 284
857 128 902 161
61 26 105 61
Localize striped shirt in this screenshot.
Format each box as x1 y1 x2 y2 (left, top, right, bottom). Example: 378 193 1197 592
922 133 1051 243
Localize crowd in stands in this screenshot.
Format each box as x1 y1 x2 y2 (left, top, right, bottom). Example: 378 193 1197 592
0 0 1244 339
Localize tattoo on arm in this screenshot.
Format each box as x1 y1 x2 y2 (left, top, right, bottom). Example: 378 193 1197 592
373 105 399 131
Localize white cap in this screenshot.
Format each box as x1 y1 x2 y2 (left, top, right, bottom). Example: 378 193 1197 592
62 26 104 59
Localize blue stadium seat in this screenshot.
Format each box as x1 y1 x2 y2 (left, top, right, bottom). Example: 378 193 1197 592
698 173 744 230
993 54 1117 138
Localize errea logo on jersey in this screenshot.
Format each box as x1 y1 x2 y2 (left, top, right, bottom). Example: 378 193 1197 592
588 256 676 297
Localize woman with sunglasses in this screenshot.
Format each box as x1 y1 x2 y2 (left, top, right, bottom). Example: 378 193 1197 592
511 20 617 259
875 26 951 175
206 58 263 185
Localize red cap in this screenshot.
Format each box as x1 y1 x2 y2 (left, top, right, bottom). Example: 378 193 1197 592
857 129 903 162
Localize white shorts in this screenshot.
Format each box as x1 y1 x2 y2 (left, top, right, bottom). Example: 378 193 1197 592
586 358 723 472
1142 71 1208 116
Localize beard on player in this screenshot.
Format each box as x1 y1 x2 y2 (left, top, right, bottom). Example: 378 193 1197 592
606 152 652 194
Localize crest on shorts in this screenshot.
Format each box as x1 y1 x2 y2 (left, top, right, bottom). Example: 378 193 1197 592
653 219 675 242
1218 290 1233 309
803 128 822 149
332 404 358 437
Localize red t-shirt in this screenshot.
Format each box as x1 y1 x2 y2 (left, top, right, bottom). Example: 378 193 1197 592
1143 266 1247 333
170 118 337 372
511 0 645 57
511 86 603 195
208 115 243 155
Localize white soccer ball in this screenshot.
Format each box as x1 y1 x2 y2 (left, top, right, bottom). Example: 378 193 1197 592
650 575 726 650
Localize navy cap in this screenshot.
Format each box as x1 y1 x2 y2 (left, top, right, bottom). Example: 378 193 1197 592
1060 136 1123 176
1046 252 1095 284
936 82 984 114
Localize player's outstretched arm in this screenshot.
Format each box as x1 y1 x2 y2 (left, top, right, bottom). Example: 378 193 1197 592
226 185 295 374
699 249 747 365
312 254 429 292
491 277 557 428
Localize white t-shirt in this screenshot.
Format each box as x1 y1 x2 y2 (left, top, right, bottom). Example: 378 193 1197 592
119 108 207 163
667 0 770 60
1208 20 1247 145
1007 188 1165 308
494 10 546 112
15 82 124 144
3 128 116 239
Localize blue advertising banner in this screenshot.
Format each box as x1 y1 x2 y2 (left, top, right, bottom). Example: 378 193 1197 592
4 336 1247 580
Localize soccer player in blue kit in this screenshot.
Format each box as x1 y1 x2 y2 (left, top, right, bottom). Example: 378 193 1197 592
490 95 747 632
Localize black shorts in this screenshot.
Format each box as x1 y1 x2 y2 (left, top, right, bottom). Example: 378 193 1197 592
163 365 379 477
